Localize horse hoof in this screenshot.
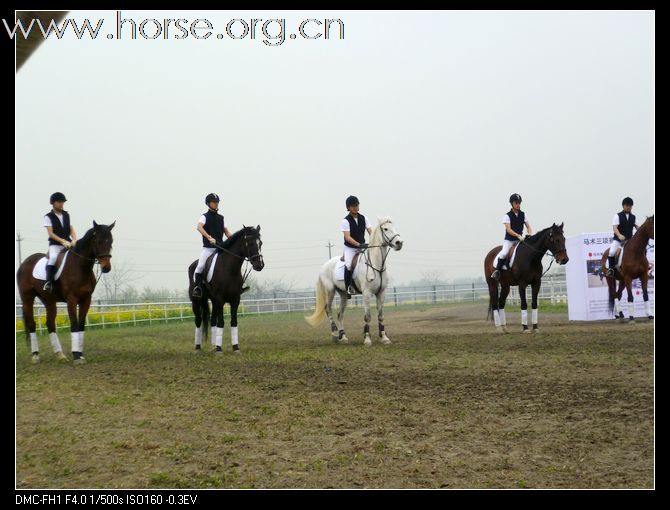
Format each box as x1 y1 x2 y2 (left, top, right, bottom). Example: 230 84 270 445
73 357 86 365
56 351 68 362
31 354 40 364
340 335 349 344
648 315 654 320
214 349 223 355
533 328 541 334
363 337 372 346
380 336 392 345
232 350 241 355
523 329 531 334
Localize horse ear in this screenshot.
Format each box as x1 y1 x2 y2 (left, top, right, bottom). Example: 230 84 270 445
559 222 564 231
93 220 98 228
256 225 261 232
109 221 116 231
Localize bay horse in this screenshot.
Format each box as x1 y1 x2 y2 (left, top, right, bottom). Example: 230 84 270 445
16 221 115 364
305 217 403 345
601 215 654 321
485 223 569 333
188 226 264 353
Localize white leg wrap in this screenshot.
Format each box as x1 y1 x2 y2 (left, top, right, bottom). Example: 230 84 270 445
644 301 652 316
231 326 239 346
210 327 216 346
521 310 528 326
493 310 501 327
195 327 202 346
30 332 39 353
79 331 85 352
625 300 633 318
215 327 223 348
531 309 538 325
499 309 507 326
49 332 63 353
614 298 621 314
71 332 81 353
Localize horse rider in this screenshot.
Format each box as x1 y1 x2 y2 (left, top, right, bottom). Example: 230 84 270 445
491 193 533 280
43 192 77 292
606 197 640 276
341 195 372 298
192 193 232 298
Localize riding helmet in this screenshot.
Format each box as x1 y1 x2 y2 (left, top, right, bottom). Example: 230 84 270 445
205 193 220 204
346 195 359 208
50 192 67 204
509 193 522 204
622 197 634 206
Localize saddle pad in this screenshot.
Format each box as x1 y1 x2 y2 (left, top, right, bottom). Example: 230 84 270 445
493 243 519 271
32 252 69 281
334 259 346 281
206 253 219 283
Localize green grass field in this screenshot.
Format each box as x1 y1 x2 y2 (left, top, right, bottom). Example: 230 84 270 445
16 302 653 489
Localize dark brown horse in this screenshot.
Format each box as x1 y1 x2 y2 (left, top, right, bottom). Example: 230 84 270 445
16 221 115 364
188 226 264 353
485 223 569 333
601 215 654 321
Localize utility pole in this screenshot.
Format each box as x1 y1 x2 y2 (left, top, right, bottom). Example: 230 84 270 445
326 240 334 259
16 232 23 264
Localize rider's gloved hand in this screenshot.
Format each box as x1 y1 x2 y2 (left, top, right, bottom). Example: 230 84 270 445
209 237 217 245
359 242 368 250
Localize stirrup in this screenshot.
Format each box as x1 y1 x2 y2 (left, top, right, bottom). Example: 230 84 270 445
490 270 500 280
43 281 53 292
240 286 250 295
606 268 615 277
192 285 203 297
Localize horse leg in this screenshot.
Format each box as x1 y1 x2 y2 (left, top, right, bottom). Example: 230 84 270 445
230 298 240 354
324 287 339 341
76 295 92 362
624 276 635 322
498 284 510 334
336 290 349 343
531 280 540 333
487 281 504 333
21 291 40 363
614 279 625 319
66 297 84 363
192 297 203 351
519 283 530 333
210 299 217 348
376 288 391 344
362 289 372 346
640 272 653 319
215 301 227 352
45 300 67 361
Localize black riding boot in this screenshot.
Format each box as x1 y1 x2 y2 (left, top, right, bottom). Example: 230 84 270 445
192 273 204 298
491 257 506 280
344 267 353 299
43 265 56 292
606 256 617 276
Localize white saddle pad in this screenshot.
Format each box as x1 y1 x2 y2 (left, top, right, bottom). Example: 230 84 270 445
32 253 69 281
615 246 625 268
206 253 219 283
493 244 519 271
334 259 346 281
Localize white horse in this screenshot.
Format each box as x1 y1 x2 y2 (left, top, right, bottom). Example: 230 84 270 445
305 217 403 345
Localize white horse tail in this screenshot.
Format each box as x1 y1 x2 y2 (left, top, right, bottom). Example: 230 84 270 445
305 274 328 326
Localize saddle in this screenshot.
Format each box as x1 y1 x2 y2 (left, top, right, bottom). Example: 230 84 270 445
494 242 520 271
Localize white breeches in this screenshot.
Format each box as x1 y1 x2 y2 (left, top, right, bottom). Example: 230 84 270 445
609 239 622 258
499 240 517 259
343 246 359 270
194 247 216 276
47 245 64 265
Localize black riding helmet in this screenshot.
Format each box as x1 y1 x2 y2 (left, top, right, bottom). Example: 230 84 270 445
622 197 634 206
205 193 220 204
346 195 359 208
509 193 522 204
50 192 67 204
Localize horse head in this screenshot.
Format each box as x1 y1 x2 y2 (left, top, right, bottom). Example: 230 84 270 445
546 222 569 265
241 225 265 271
377 217 404 251
642 215 654 240
90 220 115 273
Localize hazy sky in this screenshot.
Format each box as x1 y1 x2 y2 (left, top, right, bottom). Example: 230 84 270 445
15 10 654 291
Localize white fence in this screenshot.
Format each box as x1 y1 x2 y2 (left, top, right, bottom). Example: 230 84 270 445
15 278 568 333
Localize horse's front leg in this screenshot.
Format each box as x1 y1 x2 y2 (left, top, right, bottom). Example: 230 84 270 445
45 299 67 361
531 279 541 333
230 298 240 354
212 299 224 354
324 287 339 342
624 277 635 322
336 290 349 343
76 295 92 361
362 289 373 346
192 297 203 351
614 279 625 319
66 297 84 363
498 284 510 333
376 288 391 344
640 272 653 319
519 283 530 333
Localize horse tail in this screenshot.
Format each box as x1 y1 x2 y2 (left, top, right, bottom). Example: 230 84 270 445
200 291 211 344
305 274 328 326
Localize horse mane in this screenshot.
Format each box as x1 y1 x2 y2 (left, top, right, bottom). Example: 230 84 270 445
370 216 393 243
524 226 552 245
220 227 256 249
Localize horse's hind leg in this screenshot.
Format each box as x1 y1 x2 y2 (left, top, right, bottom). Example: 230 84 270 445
498 285 510 333
192 298 203 350
21 292 40 363
362 290 372 346
531 280 541 333
335 290 349 343
66 297 84 362
519 283 530 333
45 300 67 361
324 287 338 341
624 277 635 322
